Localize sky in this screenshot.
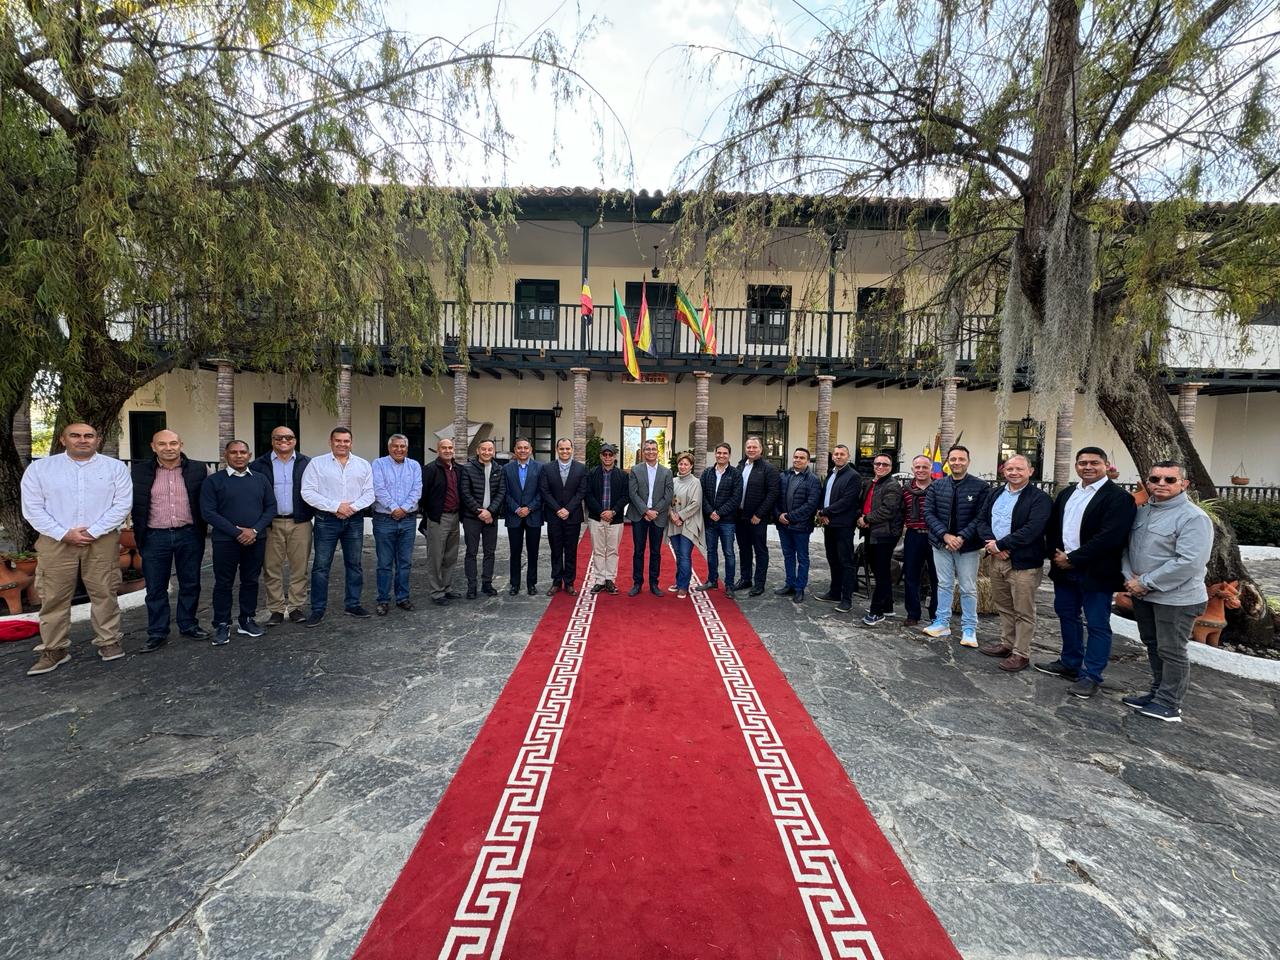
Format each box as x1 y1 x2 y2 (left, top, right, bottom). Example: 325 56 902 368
379 0 815 191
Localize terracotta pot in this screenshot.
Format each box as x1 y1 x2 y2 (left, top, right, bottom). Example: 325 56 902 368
1191 597 1228 646
131 551 144 571
1230 475 1249 486
13 558 37 576
118 529 137 550
119 550 132 570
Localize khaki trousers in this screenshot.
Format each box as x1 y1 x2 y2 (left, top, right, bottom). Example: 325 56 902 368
35 533 123 651
587 518 622 582
424 513 461 600
264 518 313 614
988 556 1043 657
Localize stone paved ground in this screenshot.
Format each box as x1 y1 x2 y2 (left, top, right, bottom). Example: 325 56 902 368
1 536 1277 959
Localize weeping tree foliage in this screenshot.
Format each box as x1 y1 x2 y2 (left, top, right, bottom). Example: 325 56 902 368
673 0 1280 645
0 0 596 547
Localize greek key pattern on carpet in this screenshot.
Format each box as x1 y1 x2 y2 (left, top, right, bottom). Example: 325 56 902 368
438 581 597 960
689 586 886 960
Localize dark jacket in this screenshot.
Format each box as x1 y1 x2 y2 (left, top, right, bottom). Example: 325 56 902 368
923 474 990 551
459 458 506 521
249 452 314 523
540 458 587 524
862 476 904 543
977 483 1053 569
816 465 862 529
419 458 460 527
130 455 208 547
584 465 629 523
503 458 544 528
777 468 822 533
1047 479 1137 592
737 457 780 523
198 470 277 542
700 464 742 523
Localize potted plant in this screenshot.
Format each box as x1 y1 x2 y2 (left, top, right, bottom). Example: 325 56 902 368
2 551 38 576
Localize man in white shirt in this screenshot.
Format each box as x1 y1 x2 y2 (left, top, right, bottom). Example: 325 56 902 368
301 426 375 624
371 433 423 616
20 422 132 675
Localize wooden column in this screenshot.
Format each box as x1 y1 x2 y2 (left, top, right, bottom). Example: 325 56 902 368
1053 397 1075 487
694 371 711 469
939 376 963 452
215 360 235 456
1177 382 1208 440
816 374 835 477
450 364 469 455
337 363 353 430
572 367 590 462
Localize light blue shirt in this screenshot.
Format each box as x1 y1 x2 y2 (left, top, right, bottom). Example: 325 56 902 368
270 452 295 515
645 462 658 508
518 461 528 490
372 455 423 515
990 485 1024 541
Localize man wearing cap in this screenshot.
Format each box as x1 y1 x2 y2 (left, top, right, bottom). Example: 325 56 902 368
585 442 629 594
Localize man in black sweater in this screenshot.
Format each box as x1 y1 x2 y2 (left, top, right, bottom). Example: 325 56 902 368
199 440 277 645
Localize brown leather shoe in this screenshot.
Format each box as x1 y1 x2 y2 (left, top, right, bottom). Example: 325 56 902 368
979 641 1014 658
564 585 577 596
998 654 1030 672
904 618 920 627
546 583 562 597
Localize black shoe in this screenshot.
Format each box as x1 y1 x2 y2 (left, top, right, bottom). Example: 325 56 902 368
1034 659 1080 680
265 612 285 627
814 593 839 603
724 588 735 599
510 584 521 596
141 636 168 653
628 585 642 597
1068 678 1100 699
835 600 853 613
396 599 414 611
650 585 663 597
466 588 478 600
527 585 537 596
180 626 211 641
591 582 608 594
793 590 805 604
288 609 307 624
482 584 498 596
694 581 717 592
212 624 230 646
237 618 265 638
432 597 448 606
606 580 619 594
1137 701 1182 722
732 579 752 591
1122 692 1156 711
748 586 765 597
445 592 464 600
774 586 795 597
376 603 389 616
345 606 372 619
304 612 325 627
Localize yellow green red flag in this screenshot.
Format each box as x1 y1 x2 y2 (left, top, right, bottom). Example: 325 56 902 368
613 285 641 379
674 287 705 342
635 280 653 354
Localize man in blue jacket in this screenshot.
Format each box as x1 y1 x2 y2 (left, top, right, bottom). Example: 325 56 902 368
503 437 543 595
697 442 741 597
250 428 312 626
976 455 1052 672
200 440 277 645
923 445 990 647
775 448 821 604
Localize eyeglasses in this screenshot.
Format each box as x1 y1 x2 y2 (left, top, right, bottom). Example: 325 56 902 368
272 435 295 441
873 462 892 469
1147 475 1181 484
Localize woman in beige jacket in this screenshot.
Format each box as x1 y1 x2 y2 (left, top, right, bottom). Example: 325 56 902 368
667 452 706 598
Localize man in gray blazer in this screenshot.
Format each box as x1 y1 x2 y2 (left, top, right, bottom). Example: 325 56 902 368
627 438 674 596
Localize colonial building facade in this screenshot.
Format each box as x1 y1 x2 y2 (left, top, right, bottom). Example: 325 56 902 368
117 189 1280 485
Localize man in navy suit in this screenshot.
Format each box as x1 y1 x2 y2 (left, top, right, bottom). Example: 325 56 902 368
540 437 587 596
503 437 543 596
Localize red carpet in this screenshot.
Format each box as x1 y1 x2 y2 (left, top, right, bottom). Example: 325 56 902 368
355 527 960 960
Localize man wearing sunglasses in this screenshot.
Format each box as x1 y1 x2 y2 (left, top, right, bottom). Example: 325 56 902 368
251 427 313 625
1120 461 1213 722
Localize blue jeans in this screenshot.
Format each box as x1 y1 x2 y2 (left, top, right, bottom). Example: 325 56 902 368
705 519 736 587
671 533 694 590
372 514 416 603
311 512 365 614
931 547 980 634
1053 574 1115 683
778 527 811 590
140 526 205 636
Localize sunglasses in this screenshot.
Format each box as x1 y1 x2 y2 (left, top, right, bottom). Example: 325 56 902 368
1147 475 1181 484
272 435 296 441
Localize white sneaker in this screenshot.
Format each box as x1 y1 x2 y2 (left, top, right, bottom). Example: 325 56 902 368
960 631 979 648
922 623 951 638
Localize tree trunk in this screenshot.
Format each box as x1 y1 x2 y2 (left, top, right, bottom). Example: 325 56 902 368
1098 364 1274 649
0 402 37 551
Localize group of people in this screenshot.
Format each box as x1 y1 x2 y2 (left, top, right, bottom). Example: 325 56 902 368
18 423 1215 723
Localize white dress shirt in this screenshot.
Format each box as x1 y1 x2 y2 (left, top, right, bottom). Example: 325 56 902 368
301 452 375 514
1062 477 1109 552
645 462 657 509
20 452 132 541
740 460 754 505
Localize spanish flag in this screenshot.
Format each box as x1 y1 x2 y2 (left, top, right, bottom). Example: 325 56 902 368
613 285 641 380
700 293 717 356
635 280 653 354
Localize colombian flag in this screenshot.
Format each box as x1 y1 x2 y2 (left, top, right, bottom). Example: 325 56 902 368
926 434 945 479
635 280 653 354
613 285 641 380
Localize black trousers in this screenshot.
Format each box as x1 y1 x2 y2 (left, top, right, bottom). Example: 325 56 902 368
546 517 582 587
507 522 541 588
866 539 896 614
631 517 664 586
735 518 770 587
823 525 857 602
462 516 498 588
211 538 266 626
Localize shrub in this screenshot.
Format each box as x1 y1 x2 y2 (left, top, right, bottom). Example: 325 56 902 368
1219 498 1280 546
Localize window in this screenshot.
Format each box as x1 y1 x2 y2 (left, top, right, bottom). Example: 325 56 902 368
855 417 901 474
1250 302 1280 326
999 420 1044 478
254 402 300 459
380 406 426 464
128 411 167 462
855 287 905 362
742 415 787 471
746 284 791 345
511 409 556 461
515 279 560 341
624 282 677 356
